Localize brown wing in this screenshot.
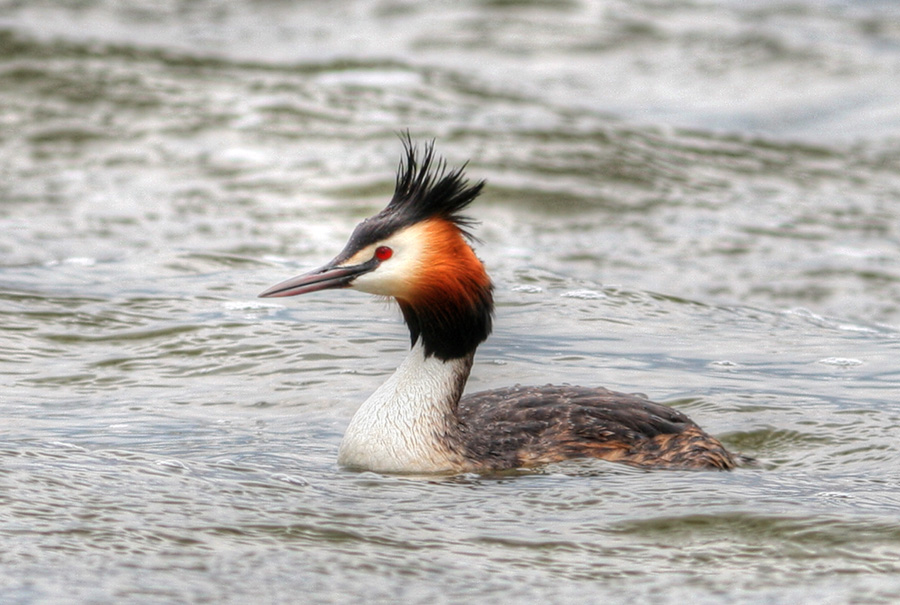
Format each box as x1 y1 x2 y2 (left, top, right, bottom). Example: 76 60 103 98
457 385 735 471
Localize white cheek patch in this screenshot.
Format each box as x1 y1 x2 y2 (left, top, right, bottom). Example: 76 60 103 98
345 225 428 298
353 263 412 297
343 247 377 266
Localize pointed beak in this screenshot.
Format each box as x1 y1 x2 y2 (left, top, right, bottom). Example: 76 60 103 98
258 258 376 298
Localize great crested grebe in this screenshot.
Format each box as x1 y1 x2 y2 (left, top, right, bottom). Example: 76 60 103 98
259 139 737 473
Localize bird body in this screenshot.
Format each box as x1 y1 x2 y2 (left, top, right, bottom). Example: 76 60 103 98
260 138 736 473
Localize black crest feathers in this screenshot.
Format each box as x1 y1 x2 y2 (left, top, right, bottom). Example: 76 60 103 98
383 135 485 240
342 136 486 255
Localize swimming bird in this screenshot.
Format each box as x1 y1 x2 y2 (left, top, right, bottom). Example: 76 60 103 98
259 139 737 473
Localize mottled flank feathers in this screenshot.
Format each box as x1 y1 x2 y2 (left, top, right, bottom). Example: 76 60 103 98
457 385 736 471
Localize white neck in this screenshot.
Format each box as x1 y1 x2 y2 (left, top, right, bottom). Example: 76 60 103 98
337 341 472 473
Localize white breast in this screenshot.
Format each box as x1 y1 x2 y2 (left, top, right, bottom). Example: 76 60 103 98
337 341 471 473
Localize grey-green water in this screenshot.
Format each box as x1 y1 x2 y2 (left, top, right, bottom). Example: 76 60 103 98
2 1 900 603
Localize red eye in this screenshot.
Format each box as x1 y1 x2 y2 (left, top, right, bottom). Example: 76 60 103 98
375 246 393 261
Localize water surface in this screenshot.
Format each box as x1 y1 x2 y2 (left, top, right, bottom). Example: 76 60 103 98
2 1 900 603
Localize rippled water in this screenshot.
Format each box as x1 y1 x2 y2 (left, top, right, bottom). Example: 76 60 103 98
3 1 900 603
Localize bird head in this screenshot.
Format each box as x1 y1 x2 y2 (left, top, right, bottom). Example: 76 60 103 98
259 137 494 360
